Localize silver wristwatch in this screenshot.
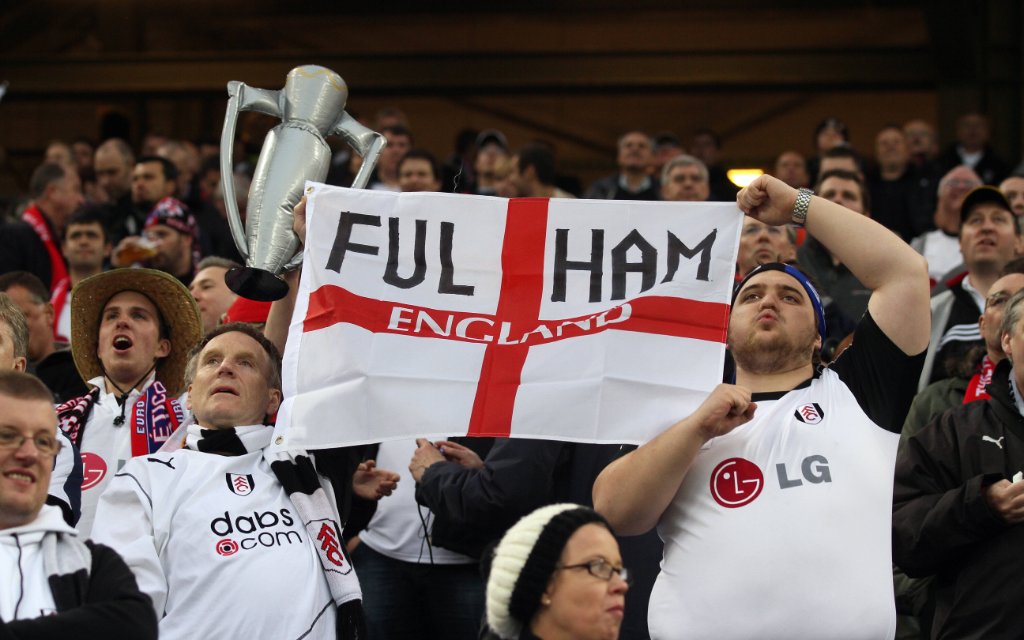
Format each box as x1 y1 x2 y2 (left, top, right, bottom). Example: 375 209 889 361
792 188 813 227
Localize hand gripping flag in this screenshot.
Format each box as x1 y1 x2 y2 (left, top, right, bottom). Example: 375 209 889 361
273 185 741 449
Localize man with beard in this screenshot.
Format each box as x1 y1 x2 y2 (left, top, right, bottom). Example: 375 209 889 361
594 174 930 639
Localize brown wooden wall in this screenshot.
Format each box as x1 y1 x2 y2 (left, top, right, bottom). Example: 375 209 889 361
1 0 1020 193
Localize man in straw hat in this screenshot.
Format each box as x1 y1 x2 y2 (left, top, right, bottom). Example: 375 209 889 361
57 267 201 535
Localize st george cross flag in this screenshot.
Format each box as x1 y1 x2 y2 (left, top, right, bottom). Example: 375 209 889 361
273 184 742 449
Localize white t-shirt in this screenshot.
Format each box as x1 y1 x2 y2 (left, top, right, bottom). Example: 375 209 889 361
359 439 474 565
647 315 919 640
913 229 961 283
91 430 337 640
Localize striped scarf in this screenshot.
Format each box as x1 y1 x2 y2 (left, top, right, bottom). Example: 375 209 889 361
186 424 366 639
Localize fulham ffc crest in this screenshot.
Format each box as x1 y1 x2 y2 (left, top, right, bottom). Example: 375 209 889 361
226 473 255 496
794 403 825 425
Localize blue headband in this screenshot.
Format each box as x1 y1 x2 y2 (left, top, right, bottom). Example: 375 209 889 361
732 263 826 341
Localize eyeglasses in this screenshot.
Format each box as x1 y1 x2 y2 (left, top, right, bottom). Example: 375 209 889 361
557 559 632 586
987 292 1011 309
0 428 62 457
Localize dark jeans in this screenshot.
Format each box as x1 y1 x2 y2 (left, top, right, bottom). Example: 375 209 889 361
352 542 485 640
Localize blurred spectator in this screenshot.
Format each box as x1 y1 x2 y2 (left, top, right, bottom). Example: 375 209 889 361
371 125 413 192
510 144 575 199
0 162 83 294
807 116 850 181
659 154 709 202
157 140 202 210
999 174 1024 217
651 131 684 175
736 217 796 277
94 139 140 244
53 207 111 341
0 271 87 402
44 141 74 167
773 150 810 189
398 149 442 193
72 137 95 171
868 125 930 241
903 119 944 226
473 129 511 196
904 119 939 165
586 131 659 201
131 156 178 216
189 256 241 334
911 166 983 284
690 128 738 201
442 128 479 194
818 146 863 178
938 112 1010 186
140 132 167 157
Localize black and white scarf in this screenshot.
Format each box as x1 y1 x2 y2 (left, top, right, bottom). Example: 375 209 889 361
185 424 366 639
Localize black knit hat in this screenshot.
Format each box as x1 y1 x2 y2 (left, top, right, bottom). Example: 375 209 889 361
486 504 609 639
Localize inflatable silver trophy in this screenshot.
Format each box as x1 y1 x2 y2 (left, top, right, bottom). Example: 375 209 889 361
219 65 386 301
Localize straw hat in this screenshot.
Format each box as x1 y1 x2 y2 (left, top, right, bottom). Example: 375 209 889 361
71 268 201 396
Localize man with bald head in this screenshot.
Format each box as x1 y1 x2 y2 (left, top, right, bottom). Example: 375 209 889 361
911 166 983 284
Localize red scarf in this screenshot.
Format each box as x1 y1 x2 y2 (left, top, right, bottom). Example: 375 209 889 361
963 355 995 404
50 278 70 341
21 204 68 294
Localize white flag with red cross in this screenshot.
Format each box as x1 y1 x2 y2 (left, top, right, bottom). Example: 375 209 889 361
272 184 741 449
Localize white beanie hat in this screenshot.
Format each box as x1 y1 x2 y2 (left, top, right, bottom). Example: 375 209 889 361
485 503 608 639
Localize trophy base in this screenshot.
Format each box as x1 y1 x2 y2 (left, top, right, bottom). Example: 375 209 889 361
225 267 290 302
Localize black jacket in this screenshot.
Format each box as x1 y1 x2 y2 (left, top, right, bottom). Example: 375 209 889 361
893 359 1024 639
0 541 157 640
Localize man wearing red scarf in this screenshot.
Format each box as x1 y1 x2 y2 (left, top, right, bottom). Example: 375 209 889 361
0 163 83 295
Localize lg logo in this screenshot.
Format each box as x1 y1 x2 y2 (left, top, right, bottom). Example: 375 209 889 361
710 455 832 508
710 458 763 508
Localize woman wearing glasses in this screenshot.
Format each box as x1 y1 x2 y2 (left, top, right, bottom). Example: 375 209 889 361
486 504 630 640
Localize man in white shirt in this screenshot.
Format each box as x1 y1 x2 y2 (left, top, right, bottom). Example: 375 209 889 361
594 174 930 639
58 267 201 535
0 369 156 637
92 322 397 639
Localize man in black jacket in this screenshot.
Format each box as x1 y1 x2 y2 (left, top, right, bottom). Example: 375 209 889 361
894 287 1024 638
0 370 155 638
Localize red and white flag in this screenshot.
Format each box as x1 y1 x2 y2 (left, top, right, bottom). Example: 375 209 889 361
273 185 741 449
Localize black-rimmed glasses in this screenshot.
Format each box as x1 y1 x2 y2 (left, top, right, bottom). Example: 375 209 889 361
556 559 632 585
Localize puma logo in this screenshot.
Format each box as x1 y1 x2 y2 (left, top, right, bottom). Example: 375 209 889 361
982 435 1005 450
146 457 176 469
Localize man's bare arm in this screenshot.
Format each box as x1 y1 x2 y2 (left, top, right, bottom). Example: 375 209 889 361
593 384 755 535
738 175 930 355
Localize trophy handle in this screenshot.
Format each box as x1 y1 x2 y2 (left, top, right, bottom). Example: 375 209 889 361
330 111 387 189
220 82 285 261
